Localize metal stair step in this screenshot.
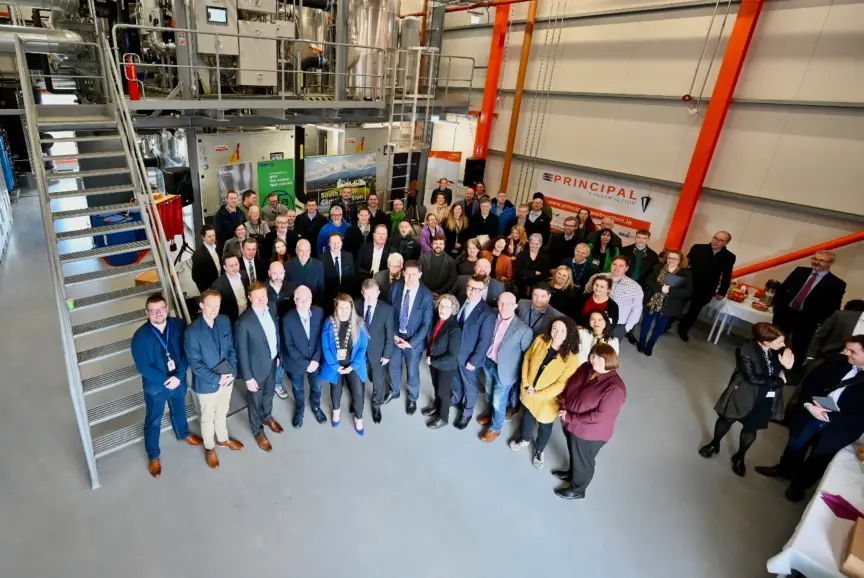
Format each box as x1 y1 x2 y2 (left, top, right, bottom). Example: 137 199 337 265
73 309 148 338
59 240 149 263
87 391 146 426
40 135 121 144
46 168 130 181
44 151 126 162
48 184 136 200
82 365 140 396
37 117 117 129
77 338 132 365
56 220 145 241
92 399 197 459
52 202 138 220
68 282 160 313
64 260 155 286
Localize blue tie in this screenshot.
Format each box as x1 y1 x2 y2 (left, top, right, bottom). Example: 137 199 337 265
400 289 410 333
459 305 467 325
365 305 372 330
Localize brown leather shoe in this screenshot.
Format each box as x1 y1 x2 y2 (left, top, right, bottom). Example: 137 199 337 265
477 415 491 426
205 449 220 469
148 458 162 478
255 434 272 452
264 418 284 434
479 430 500 443
183 434 204 446
505 407 518 421
217 438 244 451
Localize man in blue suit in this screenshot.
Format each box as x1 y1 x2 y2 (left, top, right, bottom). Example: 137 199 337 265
235 281 283 452
387 260 434 415
285 239 325 307
131 294 203 478
450 275 496 429
184 290 244 469
281 284 327 428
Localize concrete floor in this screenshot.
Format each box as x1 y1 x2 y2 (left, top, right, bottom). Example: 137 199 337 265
0 195 807 578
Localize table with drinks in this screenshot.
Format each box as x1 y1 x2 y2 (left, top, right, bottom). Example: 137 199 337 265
706 283 775 345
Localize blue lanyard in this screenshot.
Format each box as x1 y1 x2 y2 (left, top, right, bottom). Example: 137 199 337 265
151 323 173 360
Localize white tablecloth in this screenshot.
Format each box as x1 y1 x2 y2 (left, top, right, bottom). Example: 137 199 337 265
706 297 774 344
767 446 864 577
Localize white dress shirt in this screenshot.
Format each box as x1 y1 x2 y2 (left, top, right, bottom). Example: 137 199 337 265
828 366 861 404
298 310 311 340
205 243 221 274
371 245 385 274
331 251 342 282
400 284 419 330
245 259 257 282
227 274 247 315
254 307 278 359
363 300 377 329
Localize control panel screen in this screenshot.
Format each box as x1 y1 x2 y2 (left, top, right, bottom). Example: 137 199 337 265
206 6 228 24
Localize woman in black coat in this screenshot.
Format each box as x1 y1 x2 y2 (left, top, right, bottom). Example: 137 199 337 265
638 250 693 356
700 322 794 476
424 294 462 430
514 233 550 298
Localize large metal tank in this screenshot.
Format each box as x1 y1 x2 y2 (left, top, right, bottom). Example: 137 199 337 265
348 0 399 98
396 16 421 91
296 7 328 60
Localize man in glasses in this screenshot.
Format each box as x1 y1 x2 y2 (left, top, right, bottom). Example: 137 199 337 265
677 231 736 342
131 294 202 478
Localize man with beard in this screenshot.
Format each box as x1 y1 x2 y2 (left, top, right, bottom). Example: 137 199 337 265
419 235 458 297
452 258 505 306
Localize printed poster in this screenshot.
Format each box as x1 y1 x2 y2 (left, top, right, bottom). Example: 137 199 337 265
425 151 462 208
257 159 296 210
305 153 377 213
216 162 254 204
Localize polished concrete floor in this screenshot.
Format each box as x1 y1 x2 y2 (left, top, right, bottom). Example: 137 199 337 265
0 195 807 578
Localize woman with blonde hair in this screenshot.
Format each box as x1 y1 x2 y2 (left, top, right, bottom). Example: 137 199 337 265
430 191 451 224
423 293 463 429
506 224 527 257
456 238 483 276
549 265 578 318
638 249 692 356
320 294 369 435
444 203 471 258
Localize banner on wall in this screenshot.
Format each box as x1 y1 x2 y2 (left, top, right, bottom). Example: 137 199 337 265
305 153 377 212
217 162 254 205
257 159 296 210
425 151 462 204
535 167 674 245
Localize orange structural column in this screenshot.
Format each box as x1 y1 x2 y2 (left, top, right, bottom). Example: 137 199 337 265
473 5 511 159
664 0 766 249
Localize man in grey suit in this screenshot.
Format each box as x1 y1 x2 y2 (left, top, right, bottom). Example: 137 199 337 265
453 258 505 306
807 300 864 361
357 279 395 424
478 292 534 443
235 281 283 452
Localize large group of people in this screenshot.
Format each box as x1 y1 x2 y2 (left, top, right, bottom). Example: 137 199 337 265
154 182 862 504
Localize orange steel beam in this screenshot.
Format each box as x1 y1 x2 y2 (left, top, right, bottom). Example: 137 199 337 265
473 5 511 159
401 0 529 18
732 231 864 279
500 0 537 192
419 0 428 47
664 0 766 249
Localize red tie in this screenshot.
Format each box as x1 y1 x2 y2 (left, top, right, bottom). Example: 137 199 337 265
790 272 819 310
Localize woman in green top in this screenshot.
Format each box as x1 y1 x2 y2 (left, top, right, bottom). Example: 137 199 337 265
389 198 407 236
588 228 619 273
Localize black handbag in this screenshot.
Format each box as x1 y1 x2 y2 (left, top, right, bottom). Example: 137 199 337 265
714 371 758 420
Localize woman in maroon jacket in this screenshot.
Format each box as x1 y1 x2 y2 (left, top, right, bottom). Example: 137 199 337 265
554 343 627 500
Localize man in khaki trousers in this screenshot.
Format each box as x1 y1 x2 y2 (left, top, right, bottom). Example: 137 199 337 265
184 290 244 468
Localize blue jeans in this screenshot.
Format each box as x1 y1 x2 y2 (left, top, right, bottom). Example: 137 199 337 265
453 362 481 418
639 311 673 349
484 358 513 433
143 384 190 460
289 371 322 414
275 364 284 390
388 341 423 401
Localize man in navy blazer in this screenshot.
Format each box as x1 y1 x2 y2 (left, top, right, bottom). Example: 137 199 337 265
285 239 325 307
387 260 434 415
184 290 244 469
451 275 496 429
321 232 358 314
357 279 395 424
130 294 202 478
235 281 284 452
211 254 249 324
281 284 327 428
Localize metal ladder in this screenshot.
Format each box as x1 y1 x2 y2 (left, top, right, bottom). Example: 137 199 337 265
14 37 193 489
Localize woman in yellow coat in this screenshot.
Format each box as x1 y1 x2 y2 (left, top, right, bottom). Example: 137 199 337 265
509 317 581 469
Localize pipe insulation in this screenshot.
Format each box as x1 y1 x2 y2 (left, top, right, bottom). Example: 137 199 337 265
2 0 78 11
0 25 85 53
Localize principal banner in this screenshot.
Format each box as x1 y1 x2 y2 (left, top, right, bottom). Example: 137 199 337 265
257 159 296 210
425 151 462 204
306 153 377 213
535 167 674 245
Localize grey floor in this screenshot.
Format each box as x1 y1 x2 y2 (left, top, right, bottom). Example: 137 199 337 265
0 195 807 578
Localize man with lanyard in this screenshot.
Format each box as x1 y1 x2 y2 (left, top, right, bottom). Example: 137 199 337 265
564 243 599 293
131 294 202 477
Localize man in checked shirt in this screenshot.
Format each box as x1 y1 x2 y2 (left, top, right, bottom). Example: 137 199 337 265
586 256 644 341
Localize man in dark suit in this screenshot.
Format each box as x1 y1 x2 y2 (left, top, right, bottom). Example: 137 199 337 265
281 285 327 428
235 281 284 451
678 231 736 341
358 224 392 282
419 236 457 297
452 258 505 306
387 260 434 415
366 193 391 235
619 229 659 287
773 251 847 366
211 254 249 324
471 197 500 239
807 300 864 361
265 261 297 320
344 207 373 257
563 243 599 293
321 232 357 312
184 290 243 469
330 186 359 225
261 213 299 262
285 239 325 307
191 224 221 295
548 216 580 272
357 279 394 424
450 275 496 429
239 238 267 284
214 190 244 252
294 198 328 257
756 336 864 501
525 195 552 245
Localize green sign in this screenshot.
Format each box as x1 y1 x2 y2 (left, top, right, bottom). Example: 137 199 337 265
257 159 296 210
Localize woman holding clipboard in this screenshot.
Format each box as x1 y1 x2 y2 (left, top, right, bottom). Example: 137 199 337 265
637 250 693 356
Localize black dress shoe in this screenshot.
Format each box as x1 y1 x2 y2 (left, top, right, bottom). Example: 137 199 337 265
421 406 437 417
551 469 571 481
554 486 584 500
731 455 746 477
698 443 719 458
312 407 327 424
454 415 470 430
626 331 638 346
426 417 447 429
678 332 690 342
384 391 400 405
644 346 654 357
292 412 303 429
372 407 382 424
785 484 806 503
406 400 417 415
636 341 645 353
755 464 793 479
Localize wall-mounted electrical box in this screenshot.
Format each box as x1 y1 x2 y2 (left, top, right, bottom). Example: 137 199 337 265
195 0 240 55
238 21 277 86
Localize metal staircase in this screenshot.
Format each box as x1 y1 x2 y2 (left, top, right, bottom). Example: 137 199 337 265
14 36 193 489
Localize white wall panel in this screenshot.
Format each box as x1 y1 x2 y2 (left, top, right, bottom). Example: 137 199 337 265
796 2 864 102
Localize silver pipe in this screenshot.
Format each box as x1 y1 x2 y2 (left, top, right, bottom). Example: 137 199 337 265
148 32 176 54
4 0 77 11
0 26 84 53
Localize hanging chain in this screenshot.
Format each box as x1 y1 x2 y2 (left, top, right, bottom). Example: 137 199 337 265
692 0 734 113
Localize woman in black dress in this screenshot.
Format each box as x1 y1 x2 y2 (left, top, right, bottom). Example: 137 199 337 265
443 202 471 258
423 294 462 429
699 323 794 476
548 266 578 319
456 238 483 276
514 233 550 298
